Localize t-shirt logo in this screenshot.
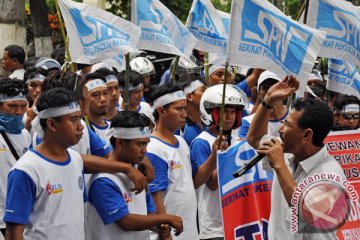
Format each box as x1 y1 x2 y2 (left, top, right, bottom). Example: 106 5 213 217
0 142 7 152
46 182 63 195
170 160 182 170
123 192 133 203
78 176 84 190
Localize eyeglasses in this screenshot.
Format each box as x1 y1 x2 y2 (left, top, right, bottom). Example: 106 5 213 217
341 113 360 120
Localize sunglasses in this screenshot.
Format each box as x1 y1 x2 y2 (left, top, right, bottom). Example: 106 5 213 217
341 113 360 120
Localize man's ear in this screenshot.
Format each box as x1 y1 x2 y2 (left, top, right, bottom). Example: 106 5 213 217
302 128 313 143
46 118 57 133
157 106 165 116
187 92 193 102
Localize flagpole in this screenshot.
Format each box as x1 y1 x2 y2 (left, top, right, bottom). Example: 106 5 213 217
170 56 180 81
125 53 130 110
204 52 209 85
218 61 229 141
55 0 74 72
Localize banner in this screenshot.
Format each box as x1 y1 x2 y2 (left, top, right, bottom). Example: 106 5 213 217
218 10 230 34
226 0 326 96
324 130 360 240
131 0 196 58
328 59 360 98
217 140 273 239
307 0 360 66
58 0 140 65
186 0 228 54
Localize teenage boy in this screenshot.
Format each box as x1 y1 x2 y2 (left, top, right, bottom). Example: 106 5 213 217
0 78 31 237
86 111 183 240
4 88 87 239
146 82 226 240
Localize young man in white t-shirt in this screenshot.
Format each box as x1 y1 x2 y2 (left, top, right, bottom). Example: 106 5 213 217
190 84 247 240
146 82 226 240
4 88 86 239
0 78 31 237
86 111 183 240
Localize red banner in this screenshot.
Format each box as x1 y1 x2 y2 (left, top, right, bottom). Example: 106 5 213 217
324 130 360 240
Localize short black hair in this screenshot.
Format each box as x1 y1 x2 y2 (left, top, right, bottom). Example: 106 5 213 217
149 81 182 121
177 73 205 91
36 88 77 130
0 77 28 96
94 67 117 78
293 98 334 147
333 94 360 113
4 45 26 64
109 111 151 147
41 70 85 102
117 70 143 89
84 72 106 82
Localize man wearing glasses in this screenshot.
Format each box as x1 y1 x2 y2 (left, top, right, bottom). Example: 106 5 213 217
332 94 360 131
1 45 25 80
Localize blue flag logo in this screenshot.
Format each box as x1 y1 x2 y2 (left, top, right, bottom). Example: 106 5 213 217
240 0 313 74
69 8 131 56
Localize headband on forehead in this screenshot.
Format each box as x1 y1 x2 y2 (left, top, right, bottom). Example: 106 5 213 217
26 73 46 84
209 65 233 77
0 93 27 103
105 75 118 84
119 83 143 91
152 90 186 109
106 126 152 139
32 102 81 138
183 80 204 95
342 104 360 113
85 79 107 92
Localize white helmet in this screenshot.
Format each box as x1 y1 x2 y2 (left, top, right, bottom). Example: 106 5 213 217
130 57 155 76
200 84 248 129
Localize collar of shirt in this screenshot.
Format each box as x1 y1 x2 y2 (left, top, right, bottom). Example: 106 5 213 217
294 146 328 175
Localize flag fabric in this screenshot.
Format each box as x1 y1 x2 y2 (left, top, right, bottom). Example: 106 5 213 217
226 0 326 96
217 140 273 239
57 0 140 65
328 59 360 98
217 10 230 34
186 0 228 54
131 0 197 58
307 0 360 66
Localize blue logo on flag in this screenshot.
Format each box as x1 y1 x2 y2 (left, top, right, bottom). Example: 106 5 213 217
316 0 360 61
240 0 313 74
69 8 131 56
189 1 222 39
329 59 360 94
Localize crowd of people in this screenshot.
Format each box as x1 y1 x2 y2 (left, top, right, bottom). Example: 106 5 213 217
0 43 359 240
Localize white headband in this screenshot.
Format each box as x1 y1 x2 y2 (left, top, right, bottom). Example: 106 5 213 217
32 102 81 138
153 90 186 109
26 74 46 84
0 93 27 102
106 126 152 139
183 80 204 95
86 79 107 92
105 75 118 84
343 104 359 113
119 83 143 91
209 65 233 77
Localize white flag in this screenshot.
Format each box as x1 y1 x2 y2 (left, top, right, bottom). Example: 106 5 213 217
328 59 360 98
131 0 196 58
307 0 360 66
58 0 140 65
226 0 326 96
186 0 228 54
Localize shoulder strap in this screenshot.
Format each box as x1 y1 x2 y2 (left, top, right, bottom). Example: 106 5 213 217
0 130 20 160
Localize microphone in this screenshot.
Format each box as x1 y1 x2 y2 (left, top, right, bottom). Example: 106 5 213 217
233 154 265 178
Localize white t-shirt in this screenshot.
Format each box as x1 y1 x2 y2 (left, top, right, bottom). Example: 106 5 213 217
9 69 25 80
3 148 86 240
0 129 31 229
146 135 199 240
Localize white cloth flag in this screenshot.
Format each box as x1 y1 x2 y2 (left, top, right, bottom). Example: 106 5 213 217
226 0 326 96
186 0 228 54
328 59 360 98
58 0 140 65
131 0 197 58
307 0 360 66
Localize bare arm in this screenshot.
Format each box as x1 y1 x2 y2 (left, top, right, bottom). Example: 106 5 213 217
205 170 218 191
116 213 182 235
82 154 147 194
151 191 167 214
5 223 25 240
247 76 299 149
245 68 264 90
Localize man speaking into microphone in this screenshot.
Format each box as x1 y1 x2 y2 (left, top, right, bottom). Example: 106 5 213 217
247 76 349 239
